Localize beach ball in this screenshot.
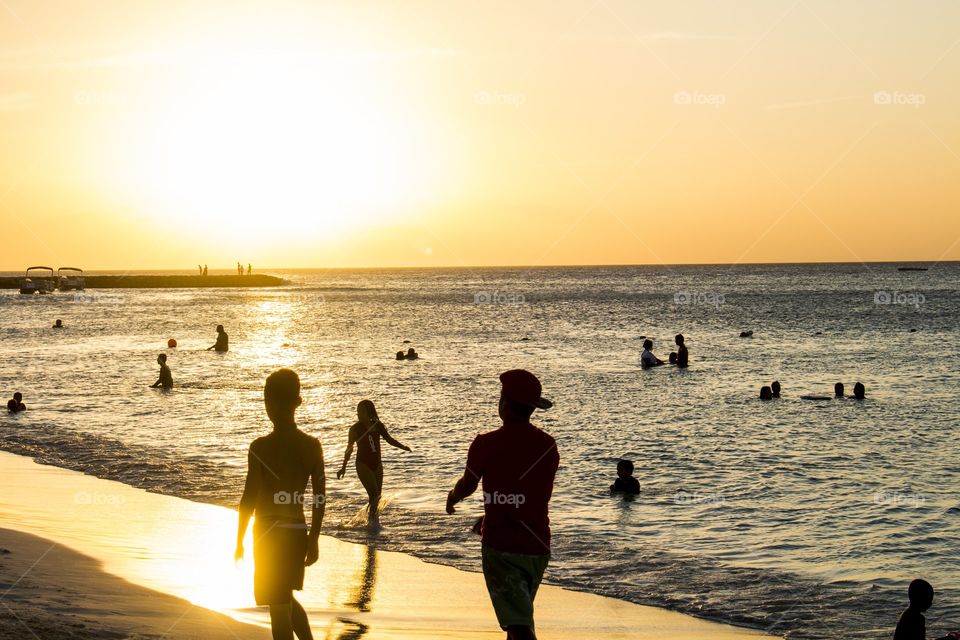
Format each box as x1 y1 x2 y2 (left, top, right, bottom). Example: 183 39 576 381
167 338 177 348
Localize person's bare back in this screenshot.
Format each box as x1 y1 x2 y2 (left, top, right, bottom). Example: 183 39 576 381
245 429 324 522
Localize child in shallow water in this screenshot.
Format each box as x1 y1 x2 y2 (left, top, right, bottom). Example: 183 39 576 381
610 459 640 495
893 579 959 640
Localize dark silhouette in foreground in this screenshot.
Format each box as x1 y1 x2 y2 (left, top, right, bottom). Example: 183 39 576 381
446 369 558 640
150 354 173 389
236 369 325 640
610 459 640 495
893 579 959 640
640 339 664 368
336 400 411 525
207 324 229 352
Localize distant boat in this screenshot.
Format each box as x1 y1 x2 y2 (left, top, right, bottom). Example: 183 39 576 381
897 266 929 271
19 266 56 294
57 267 85 291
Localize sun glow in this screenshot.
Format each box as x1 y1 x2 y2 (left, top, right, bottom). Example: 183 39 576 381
115 36 443 245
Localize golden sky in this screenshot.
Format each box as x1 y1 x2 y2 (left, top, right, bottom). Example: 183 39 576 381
2 1 959 269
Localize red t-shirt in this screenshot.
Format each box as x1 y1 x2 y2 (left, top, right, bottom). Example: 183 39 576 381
464 421 559 555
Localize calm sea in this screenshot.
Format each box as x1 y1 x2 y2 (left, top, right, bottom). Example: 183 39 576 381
1 263 958 639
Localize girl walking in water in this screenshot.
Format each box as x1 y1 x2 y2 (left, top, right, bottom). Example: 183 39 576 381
336 400 411 525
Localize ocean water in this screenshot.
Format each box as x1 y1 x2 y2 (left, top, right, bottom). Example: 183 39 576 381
1 263 958 639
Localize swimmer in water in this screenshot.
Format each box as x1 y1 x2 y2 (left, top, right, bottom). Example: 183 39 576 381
405 348 418 360
835 382 845 398
675 334 689 368
853 382 865 400
6 399 18 413
640 339 664 368
150 354 173 389
610 459 640 495
669 352 677 365
207 324 229 352
760 386 773 401
771 381 781 398
52 319 63 329
336 400 412 524
11 392 26 412
893 579 960 640
396 351 405 360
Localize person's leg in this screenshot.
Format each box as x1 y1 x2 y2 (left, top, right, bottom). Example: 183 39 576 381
268 603 294 640
290 597 313 640
506 626 536 640
355 463 382 515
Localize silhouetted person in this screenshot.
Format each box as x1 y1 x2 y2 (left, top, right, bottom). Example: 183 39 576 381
207 325 229 352
247 263 252 275
405 348 418 360
203 264 208 276
610 460 640 495
235 369 325 640
13 392 26 411
446 370 558 640
675 334 689 368
150 354 173 389
336 400 411 525
52 319 63 329
640 339 663 368
668 352 677 364
760 386 773 401
894 579 959 640
835 382 845 397
237 261 243 276
771 381 781 398
854 382 865 400
395 351 405 360
7 399 18 413
198 264 203 275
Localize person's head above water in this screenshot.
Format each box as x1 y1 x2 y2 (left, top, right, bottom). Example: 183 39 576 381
760 386 773 400
669 352 677 364
907 578 935 612
264 368 302 424
675 334 684 346
498 369 552 422
157 353 167 365
357 399 379 423
616 459 634 478
7 399 17 412
13 392 22 402
853 382 865 399
642 339 653 351
835 382 845 397
216 324 224 333
771 381 781 397
406 347 417 355
396 351 405 360
53 319 63 328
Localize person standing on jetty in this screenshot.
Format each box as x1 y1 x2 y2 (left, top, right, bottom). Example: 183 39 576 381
446 370 558 640
336 400 411 525
149 354 173 389
207 325 229 352
235 369 325 640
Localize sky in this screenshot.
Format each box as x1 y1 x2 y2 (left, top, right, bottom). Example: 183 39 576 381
1 0 959 270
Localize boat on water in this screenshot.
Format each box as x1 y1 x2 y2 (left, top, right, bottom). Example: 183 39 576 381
57 267 85 291
19 266 57 294
897 266 929 271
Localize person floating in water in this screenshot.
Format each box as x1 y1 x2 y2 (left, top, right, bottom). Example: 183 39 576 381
760 385 773 400
235 369 325 640
52 319 64 329
150 354 173 389
853 382 865 400
446 369 558 640
7 392 26 413
207 324 229 352
675 334 689 368
336 400 411 525
771 381 781 398
835 382 845 398
668 352 677 364
610 460 640 495
640 339 664 368
395 351 405 360
405 348 418 360
893 579 959 640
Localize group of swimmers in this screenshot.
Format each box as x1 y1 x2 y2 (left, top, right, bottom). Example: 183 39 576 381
640 334 688 368
759 380 866 401
395 347 418 360
149 325 228 390
6 392 26 413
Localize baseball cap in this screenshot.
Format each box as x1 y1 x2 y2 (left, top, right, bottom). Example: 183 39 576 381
499 369 553 410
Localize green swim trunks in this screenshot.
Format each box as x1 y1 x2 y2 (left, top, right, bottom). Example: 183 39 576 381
481 545 550 629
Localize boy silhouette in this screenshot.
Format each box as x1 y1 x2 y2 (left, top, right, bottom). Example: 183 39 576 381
235 369 326 640
894 579 959 640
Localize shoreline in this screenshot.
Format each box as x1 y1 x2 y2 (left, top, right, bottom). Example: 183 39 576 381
0 274 285 289
0 451 775 639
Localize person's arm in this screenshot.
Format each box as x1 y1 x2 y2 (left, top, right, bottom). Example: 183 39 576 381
150 376 160 388
377 421 412 452
446 439 482 514
235 445 262 562
206 344 215 351
337 428 355 479
305 439 326 566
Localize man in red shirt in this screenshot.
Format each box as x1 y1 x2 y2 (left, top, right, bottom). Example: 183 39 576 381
446 370 559 640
